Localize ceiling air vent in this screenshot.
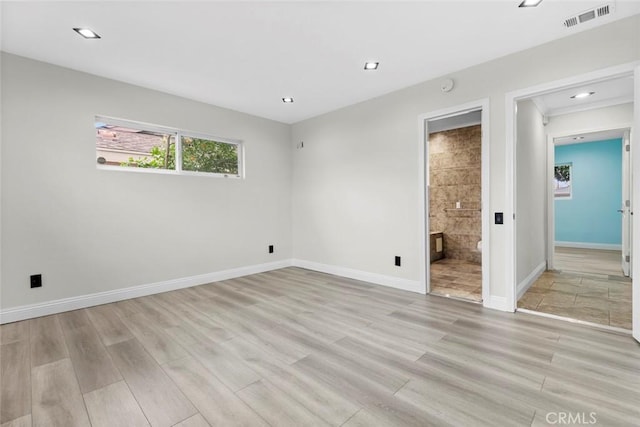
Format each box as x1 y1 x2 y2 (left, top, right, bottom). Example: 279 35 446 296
597 5 610 17
564 17 578 28
564 3 614 29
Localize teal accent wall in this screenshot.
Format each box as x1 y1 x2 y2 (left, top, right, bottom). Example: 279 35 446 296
555 138 622 245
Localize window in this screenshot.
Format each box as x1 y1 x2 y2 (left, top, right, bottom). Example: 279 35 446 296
95 116 242 178
181 135 239 175
554 163 572 199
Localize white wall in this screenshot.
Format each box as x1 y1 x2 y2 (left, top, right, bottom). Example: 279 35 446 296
2 15 639 315
515 100 547 288
545 102 632 264
291 15 640 304
546 103 633 137
0 6 4 316
1 53 292 310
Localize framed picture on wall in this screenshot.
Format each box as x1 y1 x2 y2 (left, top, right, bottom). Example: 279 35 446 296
554 163 572 199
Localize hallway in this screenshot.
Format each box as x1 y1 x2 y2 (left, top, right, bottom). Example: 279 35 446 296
518 248 631 329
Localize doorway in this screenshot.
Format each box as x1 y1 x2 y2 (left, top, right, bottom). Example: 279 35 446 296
520 127 633 329
551 128 631 277
418 99 490 305
507 67 637 335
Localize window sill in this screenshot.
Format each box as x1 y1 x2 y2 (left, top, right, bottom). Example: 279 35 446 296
96 165 243 179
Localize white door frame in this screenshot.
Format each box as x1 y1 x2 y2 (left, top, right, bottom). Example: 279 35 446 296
547 125 633 272
418 98 490 303
633 66 640 342
505 61 640 316
623 129 633 278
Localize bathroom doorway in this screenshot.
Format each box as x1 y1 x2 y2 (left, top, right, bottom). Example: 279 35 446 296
420 100 490 304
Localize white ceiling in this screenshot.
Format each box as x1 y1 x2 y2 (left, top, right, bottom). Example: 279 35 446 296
532 75 634 116
554 128 627 144
2 1 640 124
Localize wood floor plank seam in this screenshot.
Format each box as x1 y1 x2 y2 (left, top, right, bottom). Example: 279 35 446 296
2 267 638 427
119 378 154 427
106 339 198 427
29 315 70 368
339 334 536 421
338 408 362 427
168 413 205 427
60 341 95 426
31 358 91 426
58 317 124 394
1 340 31 424
160 353 270 427
82 381 150 427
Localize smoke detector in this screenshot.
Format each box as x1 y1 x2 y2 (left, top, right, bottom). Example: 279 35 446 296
564 3 614 29
440 79 454 93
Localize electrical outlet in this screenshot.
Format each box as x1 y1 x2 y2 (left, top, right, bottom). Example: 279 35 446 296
395 256 401 267
269 245 274 254
30 274 42 288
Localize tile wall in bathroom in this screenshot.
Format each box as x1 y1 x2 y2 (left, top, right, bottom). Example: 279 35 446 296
429 124 481 264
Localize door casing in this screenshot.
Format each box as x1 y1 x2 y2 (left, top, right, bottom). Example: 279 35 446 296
546 127 633 275
418 99 491 304
505 61 639 341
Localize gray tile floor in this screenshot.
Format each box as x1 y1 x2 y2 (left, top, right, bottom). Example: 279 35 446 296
518 270 632 329
518 248 632 329
430 258 482 302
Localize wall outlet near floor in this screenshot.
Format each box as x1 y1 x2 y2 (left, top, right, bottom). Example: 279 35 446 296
269 245 274 254
30 274 42 288
395 256 401 267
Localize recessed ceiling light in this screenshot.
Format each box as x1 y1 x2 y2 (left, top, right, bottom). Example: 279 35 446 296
570 91 595 99
282 97 294 103
519 0 543 7
73 28 101 39
364 62 379 70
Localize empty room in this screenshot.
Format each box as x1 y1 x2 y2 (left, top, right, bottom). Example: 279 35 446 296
1 2 639 427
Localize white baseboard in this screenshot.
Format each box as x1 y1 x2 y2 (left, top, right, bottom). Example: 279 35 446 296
292 259 424 294
1 256 517 323
517 261 547 301
0 260 293 324
483 295 511 312
555 241 622 251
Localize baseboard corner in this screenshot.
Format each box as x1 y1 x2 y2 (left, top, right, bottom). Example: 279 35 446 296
483 295 511 312
516 261 547 301
0 259 293 324
291 259 423 294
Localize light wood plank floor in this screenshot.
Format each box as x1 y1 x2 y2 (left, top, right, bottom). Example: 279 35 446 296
519 247 632 329
554 246 623 277
1 267 639 426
